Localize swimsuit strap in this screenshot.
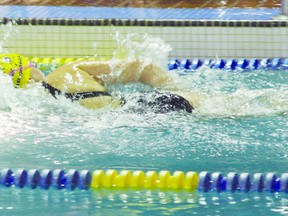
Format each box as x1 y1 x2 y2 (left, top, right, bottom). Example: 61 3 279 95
65 91 111 101
42 82 111 101
42 82 61 99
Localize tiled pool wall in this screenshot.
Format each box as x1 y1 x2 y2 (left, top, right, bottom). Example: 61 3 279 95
0 6 287 59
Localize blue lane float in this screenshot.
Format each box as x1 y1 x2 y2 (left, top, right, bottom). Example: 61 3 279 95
282 58 288 69
203 59 212 68
190 59 202 70
52 169 66 189
247 58 259 70
0 168 288 193
168 58 288 71
226 59 237 70
271 58 282 69
226 172 239 192
40 169 53 190
13 169 27 188
258 58 271 69
180 59 191 69
167 59 180 70
27 169 41 189
212 59 226 69
252 173 265 192
237 59 249 70
239 173 251 192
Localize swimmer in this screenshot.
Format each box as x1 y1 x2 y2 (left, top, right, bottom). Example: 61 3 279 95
0 53 202 113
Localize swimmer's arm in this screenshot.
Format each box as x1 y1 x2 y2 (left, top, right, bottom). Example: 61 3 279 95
76 61 114 77
139 64 174 88
30 67 46 82
117 60 175 88
76 60 175 88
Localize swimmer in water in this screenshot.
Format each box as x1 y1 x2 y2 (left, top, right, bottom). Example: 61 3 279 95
0 53 202 113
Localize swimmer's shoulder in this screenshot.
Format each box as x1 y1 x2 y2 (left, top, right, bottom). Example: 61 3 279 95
45 63 106 93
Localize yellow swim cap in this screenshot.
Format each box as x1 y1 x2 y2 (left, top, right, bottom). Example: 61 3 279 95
0 53 30 88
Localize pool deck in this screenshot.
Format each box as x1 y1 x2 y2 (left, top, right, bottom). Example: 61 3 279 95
0 0 281 8
0 5 282 21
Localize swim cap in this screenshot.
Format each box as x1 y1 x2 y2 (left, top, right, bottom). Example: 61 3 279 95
0 53 30 88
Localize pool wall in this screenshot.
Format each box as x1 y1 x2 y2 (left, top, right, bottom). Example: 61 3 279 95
0 6 288 59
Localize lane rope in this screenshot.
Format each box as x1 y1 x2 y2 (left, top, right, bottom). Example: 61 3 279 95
0 168 287 192
27 57 288 71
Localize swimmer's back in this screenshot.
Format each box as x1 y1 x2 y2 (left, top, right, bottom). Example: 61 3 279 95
45 63 123 109
45 63 106 93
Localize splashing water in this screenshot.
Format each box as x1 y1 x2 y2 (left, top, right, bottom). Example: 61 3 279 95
0 20 18 53
186 68 288 116
111 32 172 68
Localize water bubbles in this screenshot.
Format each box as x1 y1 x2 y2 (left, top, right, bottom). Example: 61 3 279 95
0 20 18 53
111 32 172 69
179 68 288 117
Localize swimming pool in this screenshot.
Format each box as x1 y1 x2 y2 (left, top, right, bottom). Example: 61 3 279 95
0 54 287 215
0 1 288 215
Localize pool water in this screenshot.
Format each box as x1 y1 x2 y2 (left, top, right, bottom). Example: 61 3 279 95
0 60 287 215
